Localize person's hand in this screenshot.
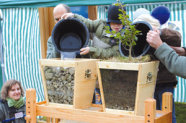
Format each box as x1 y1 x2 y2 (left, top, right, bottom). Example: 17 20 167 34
170 46 186 56
61 13 74 19
146 29 163 49
80 47 90 55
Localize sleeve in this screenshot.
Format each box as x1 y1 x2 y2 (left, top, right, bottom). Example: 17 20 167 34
155 43 186 78
182 47 186 56
46 36 60 59
0 104 5 123
89 45 120 59
74 14 104 34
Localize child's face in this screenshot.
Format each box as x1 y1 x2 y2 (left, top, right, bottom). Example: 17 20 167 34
110 22 123 32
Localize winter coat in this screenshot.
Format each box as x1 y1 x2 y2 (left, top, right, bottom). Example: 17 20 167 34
47 36 60 58
46 14 121 59
155 43 186 79
0 99 26 123
155 28 181 87
74 14 120 59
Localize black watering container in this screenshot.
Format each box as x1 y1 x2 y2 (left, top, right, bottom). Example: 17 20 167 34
52 18 89 59
119 21 152 57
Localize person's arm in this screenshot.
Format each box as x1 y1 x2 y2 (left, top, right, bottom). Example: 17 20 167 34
147 30 186 78
73 14 104 33
89 45 120 59
61 13 104 34
46 36 60 59
170 46 186 56
155 43 186 78
0 103 5 123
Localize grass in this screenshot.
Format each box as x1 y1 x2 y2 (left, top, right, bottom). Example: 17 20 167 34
175 102 186 123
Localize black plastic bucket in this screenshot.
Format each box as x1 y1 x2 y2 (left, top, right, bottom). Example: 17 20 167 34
52 18 89 58
119 21 152 57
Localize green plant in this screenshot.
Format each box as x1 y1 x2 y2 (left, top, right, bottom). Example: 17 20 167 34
105 3 141 61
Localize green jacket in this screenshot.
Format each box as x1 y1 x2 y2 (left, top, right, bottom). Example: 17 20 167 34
46 15 120 59
46 36 60 58
74 14 120 59
0 100 26 123
155 43 186 79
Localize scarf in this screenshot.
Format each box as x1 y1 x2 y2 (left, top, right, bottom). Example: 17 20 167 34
6 97 24 109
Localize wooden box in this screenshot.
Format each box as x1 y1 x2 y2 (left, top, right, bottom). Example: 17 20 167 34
97 61 159 116
39 59 98 109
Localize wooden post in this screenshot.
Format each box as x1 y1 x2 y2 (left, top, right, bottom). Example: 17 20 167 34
88 6 97 20
25 89 37 123
38 7 55 59
145 98 156 123
162 92 173 112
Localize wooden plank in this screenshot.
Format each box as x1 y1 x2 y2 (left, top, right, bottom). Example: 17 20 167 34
39 59 76 67
36 104 144 123
88 6 97 20
38 8 50 59
162 92 173 112
38 7 55 59
135 61 159 115
25 89 37 123
145 98 156 123
155 112 172 123
74 60 98 109
39 64 49 104
96 62 105 111
98 61 140 70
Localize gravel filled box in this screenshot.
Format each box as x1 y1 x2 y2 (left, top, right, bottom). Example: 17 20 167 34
39 59 98 109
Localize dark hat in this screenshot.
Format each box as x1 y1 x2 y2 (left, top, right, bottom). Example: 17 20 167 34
119 21 152 57
151 6 170 25
160 28 181 47
52 18 89 53
107 5 126 24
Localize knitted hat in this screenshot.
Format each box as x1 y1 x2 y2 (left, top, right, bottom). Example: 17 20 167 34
151 6 170 25
133 14 160 28
107 5 126 24
133 8 150 20
160 28 181 47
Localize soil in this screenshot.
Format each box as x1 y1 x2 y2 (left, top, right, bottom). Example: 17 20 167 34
100 69 138 111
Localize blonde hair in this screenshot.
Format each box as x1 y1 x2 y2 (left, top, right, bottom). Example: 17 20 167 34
133 14 160 28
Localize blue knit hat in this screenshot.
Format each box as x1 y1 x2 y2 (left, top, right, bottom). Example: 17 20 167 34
151 6 170 25
107 5 126 24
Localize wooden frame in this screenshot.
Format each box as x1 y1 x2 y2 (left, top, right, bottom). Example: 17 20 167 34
39 59 98 109
25 89 172 123
97 61 159 116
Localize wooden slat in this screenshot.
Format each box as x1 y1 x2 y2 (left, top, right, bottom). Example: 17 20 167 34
36 104 144 123
98 61 140 70
135 61 159 115
39 59 76 67
38 7 55 59
88 6 97 20
38 8 50 59
26 89 37 123
162 92 173 112
39 64 49 104
155 112 172 123
145 98 156 123
74 60 98 109
96 62 105 112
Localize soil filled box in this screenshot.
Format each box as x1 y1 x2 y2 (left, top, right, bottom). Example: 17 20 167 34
39 59 98 109
97 61 159 116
